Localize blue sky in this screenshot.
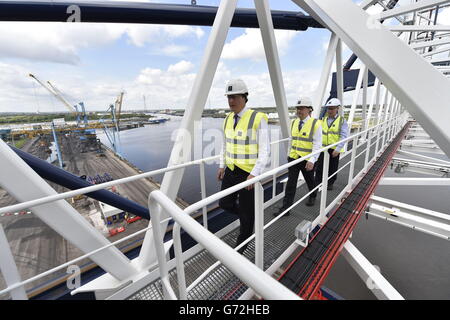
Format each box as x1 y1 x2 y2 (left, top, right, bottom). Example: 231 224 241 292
0 0 446 113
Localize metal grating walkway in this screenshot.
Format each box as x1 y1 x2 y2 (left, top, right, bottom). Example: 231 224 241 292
278 122 411 299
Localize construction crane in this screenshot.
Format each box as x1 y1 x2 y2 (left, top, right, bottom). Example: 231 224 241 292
114 92 125 128
29 73 86 127
29 73 75 113
46 80 86 127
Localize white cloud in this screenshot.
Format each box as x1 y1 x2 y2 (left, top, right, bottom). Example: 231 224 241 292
437 7 450 25
0 60 322 113
157 44 190 57
222 28 297 61
167 60 194 74
0 22 205 64
125 25 204 47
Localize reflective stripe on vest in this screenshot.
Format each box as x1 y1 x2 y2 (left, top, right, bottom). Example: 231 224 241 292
322 115 343 151
224 109 267 173
289 117 318 160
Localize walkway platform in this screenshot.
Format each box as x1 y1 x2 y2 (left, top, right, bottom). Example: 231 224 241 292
127 126 402 300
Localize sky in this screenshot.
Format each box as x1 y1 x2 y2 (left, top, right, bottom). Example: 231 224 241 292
0 0 449 113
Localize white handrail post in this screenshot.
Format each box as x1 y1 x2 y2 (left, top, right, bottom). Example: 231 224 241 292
271 141 280 199
199 161 208 230
319 150 330 225
348 136 358 188
0 224 28 300
365 127 372 168
173 223 187 300
148 194 177 300
375 125 380 157
254 182 264 270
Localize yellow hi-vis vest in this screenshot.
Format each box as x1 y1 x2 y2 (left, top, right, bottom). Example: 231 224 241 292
289 117 320 160
224 109 268 173
322 115 344 152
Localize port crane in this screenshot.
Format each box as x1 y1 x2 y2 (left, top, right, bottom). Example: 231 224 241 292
29 73 88 127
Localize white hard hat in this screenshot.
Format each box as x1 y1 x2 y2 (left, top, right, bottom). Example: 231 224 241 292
225 79 248 96
295 96 313 109
325 98 341 107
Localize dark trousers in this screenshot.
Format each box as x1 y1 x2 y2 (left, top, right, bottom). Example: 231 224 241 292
218 166 254 251
314 149 340 187
283 157 317 209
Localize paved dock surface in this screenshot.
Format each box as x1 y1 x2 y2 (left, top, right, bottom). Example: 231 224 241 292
0 132 188 298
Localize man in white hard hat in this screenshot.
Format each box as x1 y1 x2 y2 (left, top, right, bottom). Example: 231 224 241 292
274 96 322 217
217 79 270 253
314 98 349 191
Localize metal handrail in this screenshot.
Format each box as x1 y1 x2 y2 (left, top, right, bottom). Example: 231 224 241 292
148 190 300 300
168 114 407 299
0 113 406 298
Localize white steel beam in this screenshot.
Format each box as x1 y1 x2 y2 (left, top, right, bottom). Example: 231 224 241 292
371 195 450 225
375 0 450 20
396 149 450 165
392 157 450 169
312 32 338 118
336 39 344 110
368 201 450 240
342 241 404 300
411 37 450 49
389 25 450 32
292 0 450 158
379 177 450 185
254 0 290 138
360 0 381 10
422 45 450 57
138 0 239 268
0 140 138 281
348 64 367 126
430 56 450 64
366 78 380 130
0 224 28 300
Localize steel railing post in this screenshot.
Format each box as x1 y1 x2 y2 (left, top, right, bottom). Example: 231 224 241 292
348 136 358 188
148 195 177 300
199 161 208 230
365 127 374 168
254 182 264 270
173 223 187 300
319 150 330 224
271 141 279 199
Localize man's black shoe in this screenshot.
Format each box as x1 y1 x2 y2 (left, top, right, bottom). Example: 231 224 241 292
306 197 316 207
273 207 290 217
327 184 334 191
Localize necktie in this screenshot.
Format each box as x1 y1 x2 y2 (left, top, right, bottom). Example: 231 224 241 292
298 120 304 132
234 114 239 129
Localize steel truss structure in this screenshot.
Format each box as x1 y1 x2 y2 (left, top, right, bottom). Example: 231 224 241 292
0 0 449 300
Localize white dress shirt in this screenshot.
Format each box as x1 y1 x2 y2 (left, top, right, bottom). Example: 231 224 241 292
220 105 270 177
293 115 322 164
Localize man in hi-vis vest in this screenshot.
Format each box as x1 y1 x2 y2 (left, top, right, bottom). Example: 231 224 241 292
217 79 270 254
314 98 348 191
274 97 322 217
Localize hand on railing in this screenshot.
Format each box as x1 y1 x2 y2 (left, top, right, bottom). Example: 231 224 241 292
246 174 255 190
217 168 225 181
